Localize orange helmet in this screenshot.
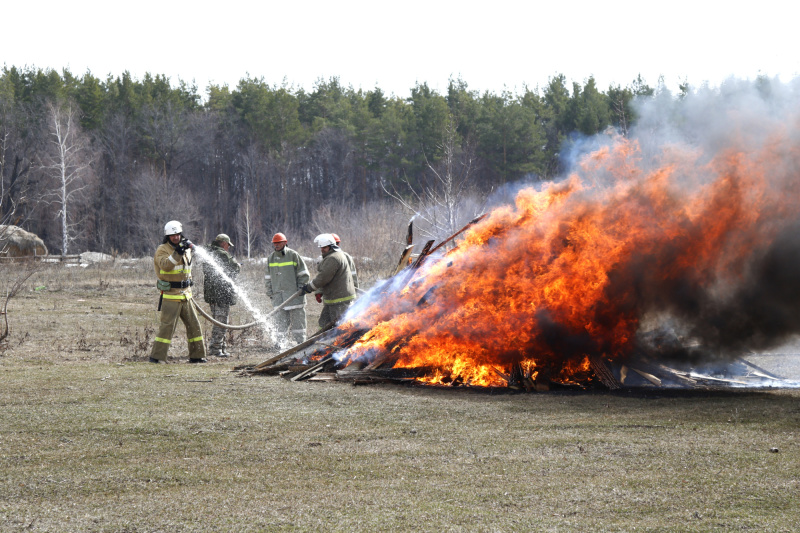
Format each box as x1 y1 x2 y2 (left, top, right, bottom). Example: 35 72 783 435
331 233 341 244
272 233 287 243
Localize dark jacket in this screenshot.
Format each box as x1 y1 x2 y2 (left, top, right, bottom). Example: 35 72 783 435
203 243 241 305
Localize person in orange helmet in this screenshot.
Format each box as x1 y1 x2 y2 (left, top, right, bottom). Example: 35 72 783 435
265 232 309 345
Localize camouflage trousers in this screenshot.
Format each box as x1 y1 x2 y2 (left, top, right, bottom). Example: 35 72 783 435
208 302 230 352
150 296 206 361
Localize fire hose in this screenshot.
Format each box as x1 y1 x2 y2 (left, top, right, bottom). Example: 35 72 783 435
191 288 305 330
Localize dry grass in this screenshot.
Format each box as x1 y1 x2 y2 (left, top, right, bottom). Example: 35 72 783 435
1 262 799 532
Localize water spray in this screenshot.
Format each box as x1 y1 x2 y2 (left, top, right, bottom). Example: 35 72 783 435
191 245 298 348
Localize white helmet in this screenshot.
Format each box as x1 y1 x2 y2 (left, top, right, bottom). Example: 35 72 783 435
314 233 336 248
164 220 183 236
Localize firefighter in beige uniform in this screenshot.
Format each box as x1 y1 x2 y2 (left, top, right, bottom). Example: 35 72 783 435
266 233 309 345
302 234 356 328
331 233 358 291
149 220 207 363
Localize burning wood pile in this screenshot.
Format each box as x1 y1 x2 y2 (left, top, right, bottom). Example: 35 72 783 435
243 101 800 391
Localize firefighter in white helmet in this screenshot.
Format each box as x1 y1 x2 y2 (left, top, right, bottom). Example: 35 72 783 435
266 232 309 345
301 233 356 328
149 220 207 363
331 233 358 291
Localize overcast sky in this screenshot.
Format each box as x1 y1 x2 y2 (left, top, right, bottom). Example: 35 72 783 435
4 1 799 99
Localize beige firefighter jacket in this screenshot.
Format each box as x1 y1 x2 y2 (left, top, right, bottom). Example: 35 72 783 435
154 242 194 298
266 246 309 309
310 248 356 305
341 250 359 290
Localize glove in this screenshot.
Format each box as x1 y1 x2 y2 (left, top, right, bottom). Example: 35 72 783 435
315 293 322 304
301 283 313 294
175 239 192 255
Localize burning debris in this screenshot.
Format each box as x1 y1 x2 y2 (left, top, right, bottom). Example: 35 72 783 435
244 82 800 391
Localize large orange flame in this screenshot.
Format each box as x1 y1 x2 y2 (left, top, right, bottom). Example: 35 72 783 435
339 131 800 387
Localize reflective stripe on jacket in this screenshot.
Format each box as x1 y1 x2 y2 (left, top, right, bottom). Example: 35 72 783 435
154 242 193 297
341 250 359 290
310 249 355 305
266 247 309 309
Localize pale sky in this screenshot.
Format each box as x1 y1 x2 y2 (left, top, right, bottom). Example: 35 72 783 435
4 1 799 99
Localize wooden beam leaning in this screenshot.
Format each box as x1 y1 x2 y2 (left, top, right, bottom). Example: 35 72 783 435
392 245 415 276
738 356 785 380
291 356 334 381
410 240 435 270
427 213 487 255
589 355 621 390
246 322 337 372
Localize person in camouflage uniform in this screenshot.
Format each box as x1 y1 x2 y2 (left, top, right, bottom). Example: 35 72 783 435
202 233 241 357
302 234 356 328
266 233 309 345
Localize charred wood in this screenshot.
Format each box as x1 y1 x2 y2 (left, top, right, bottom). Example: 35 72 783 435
589 355 621 390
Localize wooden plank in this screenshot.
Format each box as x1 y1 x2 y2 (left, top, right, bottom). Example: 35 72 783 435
427 214 487 255
409 240 435 270
392 245 415 276
739 356 785 380
248 323 336 371
687 372 748 385
589 355 621 390
364 351 390 370
307 372 338 382
290 356 334 382
628 366 662 386
335 369 381 381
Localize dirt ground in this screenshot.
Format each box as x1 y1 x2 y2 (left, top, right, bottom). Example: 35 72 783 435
1 260 799 532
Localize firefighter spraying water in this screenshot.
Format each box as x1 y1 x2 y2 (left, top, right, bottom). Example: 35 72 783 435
149 220 305 362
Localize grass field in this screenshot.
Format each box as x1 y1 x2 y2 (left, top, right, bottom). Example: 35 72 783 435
1 261 798 532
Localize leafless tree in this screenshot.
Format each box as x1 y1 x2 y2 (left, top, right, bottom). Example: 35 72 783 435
0 259 40 348
382 114 483 246
235 191 264 259
0 97 41 226
40 100 94 255
312 199 408 276
95 110 136 253
129 167 202 255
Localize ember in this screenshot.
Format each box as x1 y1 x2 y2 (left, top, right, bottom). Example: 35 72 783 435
248 85 800 390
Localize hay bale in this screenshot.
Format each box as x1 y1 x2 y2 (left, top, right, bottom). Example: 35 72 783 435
0 225 48 257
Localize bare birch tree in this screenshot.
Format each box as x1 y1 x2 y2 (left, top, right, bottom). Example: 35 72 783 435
41 101 93 255
383 114 482 245
235 191 263 259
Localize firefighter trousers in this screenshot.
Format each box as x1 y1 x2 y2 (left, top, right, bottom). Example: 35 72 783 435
273 307 307 345
150 296 206 361
318 301 352 330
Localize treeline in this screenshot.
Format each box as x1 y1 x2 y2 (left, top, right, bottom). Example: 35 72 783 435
0 65 659 256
